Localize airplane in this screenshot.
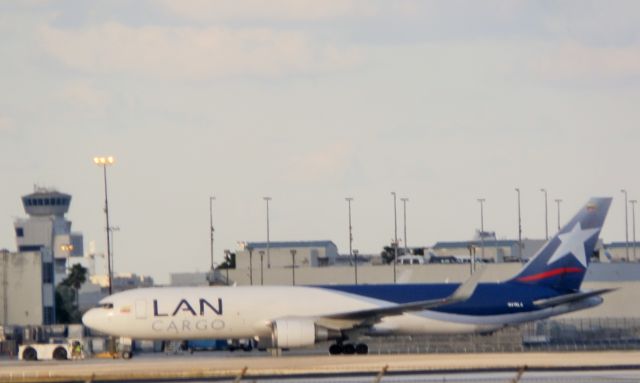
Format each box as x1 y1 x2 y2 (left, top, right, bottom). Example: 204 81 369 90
83 197 614 356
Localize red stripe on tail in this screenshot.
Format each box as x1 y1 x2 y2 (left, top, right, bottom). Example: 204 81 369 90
516 267 584 282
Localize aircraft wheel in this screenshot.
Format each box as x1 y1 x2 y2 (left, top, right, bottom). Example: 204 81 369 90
22 347 37 361
342 344 355 355
328 344 343 355
355 343 369 355
53 347 67 360
121 350 132 359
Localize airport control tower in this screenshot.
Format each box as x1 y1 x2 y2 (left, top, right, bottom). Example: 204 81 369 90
14 187 84 285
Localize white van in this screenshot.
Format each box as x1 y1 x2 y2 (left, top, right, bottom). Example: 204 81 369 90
397 255 426 265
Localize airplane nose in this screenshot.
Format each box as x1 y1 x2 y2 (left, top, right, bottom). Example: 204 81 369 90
82 308 101 330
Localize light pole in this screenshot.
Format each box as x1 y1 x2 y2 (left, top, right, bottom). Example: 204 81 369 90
353 249 359 281
467 244 475 275
401 197 409 256
515 188 522 261
555 199 562 231
60 244 74 278
209 196 215 272
540 188 548 240
247 246 253 285
93 156 114 295
345 197 356 284
621 189 629 262
290 249 297 286
223 249 230 286
631 200 637 261
259 250 265 286
109 226 120 274
264 197 272 268
391 192 398 284
477 198 485 270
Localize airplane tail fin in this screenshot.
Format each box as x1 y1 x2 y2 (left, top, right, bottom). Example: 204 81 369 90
509 197 612 292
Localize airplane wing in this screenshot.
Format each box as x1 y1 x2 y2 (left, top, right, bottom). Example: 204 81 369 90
316 268 484 329
533 288 616 309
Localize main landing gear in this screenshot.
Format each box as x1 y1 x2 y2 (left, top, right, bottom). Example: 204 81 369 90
328 342 368 355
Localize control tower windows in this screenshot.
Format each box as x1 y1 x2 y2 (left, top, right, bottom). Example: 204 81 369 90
43 262 53 283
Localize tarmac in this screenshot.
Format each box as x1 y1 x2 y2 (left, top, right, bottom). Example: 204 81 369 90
2 351 640 382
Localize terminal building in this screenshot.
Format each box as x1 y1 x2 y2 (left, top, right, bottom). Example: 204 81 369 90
235 240 339 270
0 249 55 325
89 273 154 292
429 230 545 263
603 242 640 262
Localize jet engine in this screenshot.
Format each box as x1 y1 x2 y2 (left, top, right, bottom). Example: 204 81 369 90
270 318 340 348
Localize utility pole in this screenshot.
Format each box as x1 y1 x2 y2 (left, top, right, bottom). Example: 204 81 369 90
621 189 629 262
209 196 215 271
264 197 272 268
467 244 475 275
631 199 637 261
346 197 356 284
555 199 562 231
223 249 230 286
93 156 115 295
401 198 409 257
290 249 297 286
259 250 265 286
515 188 522 261
540 188 548 240
477 198 485 271
108 226 119 274
247 247 253 285
391 192 398 284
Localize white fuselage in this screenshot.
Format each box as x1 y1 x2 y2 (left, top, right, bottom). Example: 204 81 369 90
82 285 600 342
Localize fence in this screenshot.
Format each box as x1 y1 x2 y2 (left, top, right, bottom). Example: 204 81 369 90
363 317 640 354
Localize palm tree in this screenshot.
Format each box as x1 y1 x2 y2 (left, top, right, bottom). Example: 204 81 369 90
63 264 88 310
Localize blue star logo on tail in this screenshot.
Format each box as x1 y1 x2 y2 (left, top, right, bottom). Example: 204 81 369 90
546 223 599 267
511 197 611 290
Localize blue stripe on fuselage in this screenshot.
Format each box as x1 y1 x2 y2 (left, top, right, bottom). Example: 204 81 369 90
317 282 560 316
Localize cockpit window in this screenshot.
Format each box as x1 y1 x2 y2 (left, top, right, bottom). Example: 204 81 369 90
97 302 114 309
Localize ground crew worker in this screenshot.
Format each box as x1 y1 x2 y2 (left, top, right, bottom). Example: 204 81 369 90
72 341 83 360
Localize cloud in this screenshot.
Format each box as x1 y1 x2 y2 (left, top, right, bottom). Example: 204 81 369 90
60 80 109 111
540 1 640 47
0 115 15 134
39 23 362 78
160 0 377 22
0 115 20 144
289 142 354 182
531 41 640 82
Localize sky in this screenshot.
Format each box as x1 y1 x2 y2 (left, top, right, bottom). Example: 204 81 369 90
1 1 640 284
